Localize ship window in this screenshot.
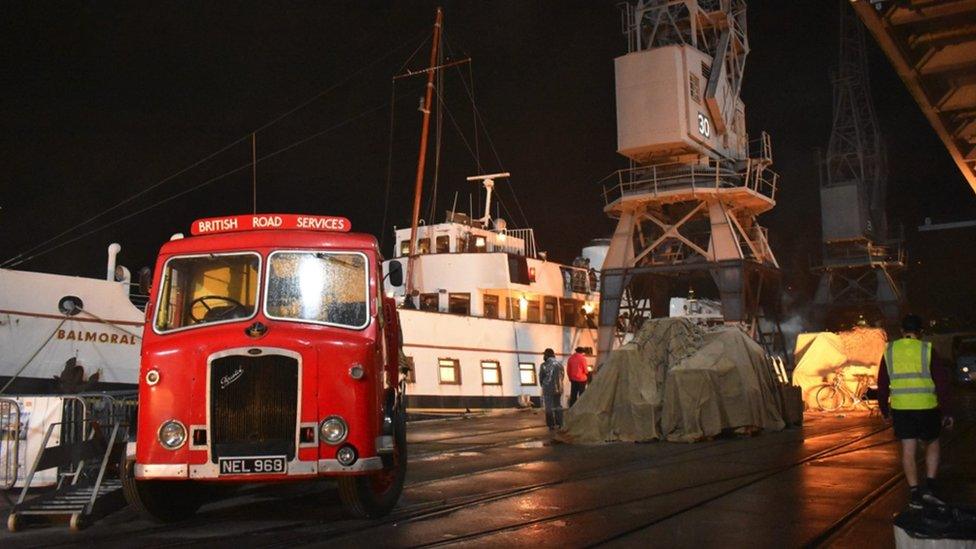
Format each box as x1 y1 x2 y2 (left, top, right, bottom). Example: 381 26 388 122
526 299 540 323
418 238 431 254
458 234 469 253
481 360 501 386
448 293 470 315
402 356 416 384
420 293 439 312
438 358 461 385
154 252 260 333
399 240 410 257
519 362 537 386
543 297 557 324
508 255 530 285
483 294 499 319
265 251 369 329
435 235 450 254
560 298 579 327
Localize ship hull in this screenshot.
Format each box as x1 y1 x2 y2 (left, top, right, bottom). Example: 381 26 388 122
0 268 144 393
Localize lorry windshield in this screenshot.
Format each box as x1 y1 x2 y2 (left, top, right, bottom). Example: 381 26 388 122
265 251 369 329
154 253 260 332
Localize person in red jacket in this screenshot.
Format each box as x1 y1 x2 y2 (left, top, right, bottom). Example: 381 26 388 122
567 347 589 407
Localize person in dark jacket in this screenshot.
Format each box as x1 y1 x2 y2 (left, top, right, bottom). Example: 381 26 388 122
878 314 954 508
539 348 565 430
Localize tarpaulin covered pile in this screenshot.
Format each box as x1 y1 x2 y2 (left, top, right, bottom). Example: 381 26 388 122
662 328 786 442
792 328 886 408
558 318 785 444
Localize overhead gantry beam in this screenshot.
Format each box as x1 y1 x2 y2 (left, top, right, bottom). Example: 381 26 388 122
851 0 976 195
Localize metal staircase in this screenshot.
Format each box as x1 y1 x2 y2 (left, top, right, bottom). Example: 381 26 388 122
7 398 132 532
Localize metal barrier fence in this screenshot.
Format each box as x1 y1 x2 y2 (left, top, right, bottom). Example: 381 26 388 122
0 393 137 492
0 398 22 490
62 392 138 444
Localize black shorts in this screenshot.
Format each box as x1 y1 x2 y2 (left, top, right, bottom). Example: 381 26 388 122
892 409 942 441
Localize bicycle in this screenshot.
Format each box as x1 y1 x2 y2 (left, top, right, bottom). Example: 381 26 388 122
815 371 877 412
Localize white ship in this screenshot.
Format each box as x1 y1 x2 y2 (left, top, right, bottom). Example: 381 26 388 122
383 175 603 409
0 245 144 394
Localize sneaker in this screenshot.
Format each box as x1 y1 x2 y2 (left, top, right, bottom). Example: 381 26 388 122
920 486 947 507
909 487 924 509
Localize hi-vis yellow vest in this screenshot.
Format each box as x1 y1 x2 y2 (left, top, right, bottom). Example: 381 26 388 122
884 338 937 410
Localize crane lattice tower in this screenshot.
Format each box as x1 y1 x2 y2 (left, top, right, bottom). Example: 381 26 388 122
813 0 905 329
596 0 783 360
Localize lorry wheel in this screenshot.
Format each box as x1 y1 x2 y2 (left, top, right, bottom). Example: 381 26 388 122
121 456 203 523
337 409 407 519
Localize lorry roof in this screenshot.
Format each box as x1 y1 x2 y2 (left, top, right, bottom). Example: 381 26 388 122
159 229 380 255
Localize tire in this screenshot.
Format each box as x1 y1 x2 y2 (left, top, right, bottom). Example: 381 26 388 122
121 456 204 523
337 409 407 519
816 385 845 412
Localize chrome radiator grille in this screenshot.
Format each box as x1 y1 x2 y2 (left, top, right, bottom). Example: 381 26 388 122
210 354 298 462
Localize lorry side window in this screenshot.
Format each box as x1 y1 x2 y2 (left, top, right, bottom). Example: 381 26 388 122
154 253 260 332
265 251 369 329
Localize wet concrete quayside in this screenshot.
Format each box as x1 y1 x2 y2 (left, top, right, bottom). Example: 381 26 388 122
2 408 974 548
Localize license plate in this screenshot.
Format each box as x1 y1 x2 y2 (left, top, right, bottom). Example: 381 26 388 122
218 456 287 475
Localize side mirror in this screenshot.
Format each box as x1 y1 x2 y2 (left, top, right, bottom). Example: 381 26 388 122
387 261 404 287
138 266 153 295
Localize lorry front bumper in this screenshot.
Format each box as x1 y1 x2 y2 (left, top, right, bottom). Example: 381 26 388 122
135 457 383 480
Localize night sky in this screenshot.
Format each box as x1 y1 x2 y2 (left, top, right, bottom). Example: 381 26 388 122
2 1 974 328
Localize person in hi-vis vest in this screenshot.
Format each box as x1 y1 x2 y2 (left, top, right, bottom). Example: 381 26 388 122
878 314 953 509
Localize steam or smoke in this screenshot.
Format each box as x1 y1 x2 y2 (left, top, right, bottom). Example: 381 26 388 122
779 313 807 365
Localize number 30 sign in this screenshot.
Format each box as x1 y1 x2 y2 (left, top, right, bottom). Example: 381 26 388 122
697 113 711 138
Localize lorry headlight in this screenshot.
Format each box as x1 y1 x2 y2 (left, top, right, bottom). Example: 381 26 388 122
158 420 187 450
319 416 348 445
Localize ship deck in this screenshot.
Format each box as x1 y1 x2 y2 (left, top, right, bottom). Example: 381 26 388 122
2 394 975 547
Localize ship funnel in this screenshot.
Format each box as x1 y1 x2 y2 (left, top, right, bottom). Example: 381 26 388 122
107 243 122 281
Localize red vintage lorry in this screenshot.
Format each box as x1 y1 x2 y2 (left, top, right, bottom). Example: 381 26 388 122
122 213 407 521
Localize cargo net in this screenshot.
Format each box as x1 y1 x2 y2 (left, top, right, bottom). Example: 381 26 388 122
558 317 785 444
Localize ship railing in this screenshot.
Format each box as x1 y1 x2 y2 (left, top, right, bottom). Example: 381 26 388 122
600 156 778 206
559 266 596 294
490 228 537 258
0 398 22 490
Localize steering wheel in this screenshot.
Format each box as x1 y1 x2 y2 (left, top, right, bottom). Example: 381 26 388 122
190 295 247 322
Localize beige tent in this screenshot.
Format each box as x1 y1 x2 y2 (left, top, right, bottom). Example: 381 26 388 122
558 318 785 444
792 328 886 409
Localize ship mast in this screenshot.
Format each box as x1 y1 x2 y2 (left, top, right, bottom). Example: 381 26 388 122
406 7 443 297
